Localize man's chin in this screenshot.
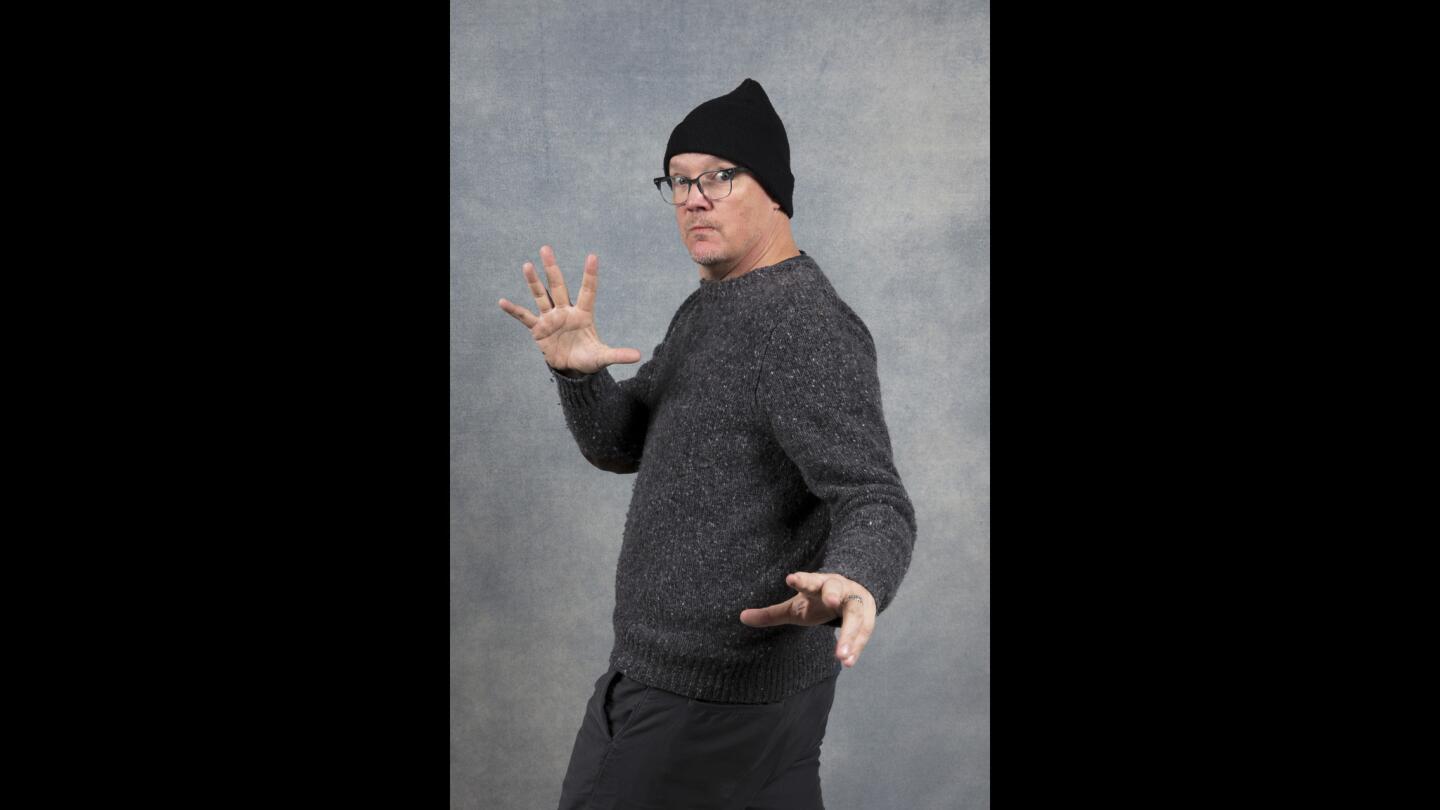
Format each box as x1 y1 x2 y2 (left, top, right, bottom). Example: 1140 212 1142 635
690 250 728 267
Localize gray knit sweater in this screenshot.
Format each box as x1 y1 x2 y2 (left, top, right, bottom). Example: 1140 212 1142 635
550 251 916 703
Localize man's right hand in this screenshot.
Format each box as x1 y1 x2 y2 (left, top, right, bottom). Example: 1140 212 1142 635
498 245 642 376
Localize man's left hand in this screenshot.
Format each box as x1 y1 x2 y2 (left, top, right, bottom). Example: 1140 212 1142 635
739 571 875 669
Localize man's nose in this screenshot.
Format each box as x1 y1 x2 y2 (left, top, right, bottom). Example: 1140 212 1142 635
682 181 712 210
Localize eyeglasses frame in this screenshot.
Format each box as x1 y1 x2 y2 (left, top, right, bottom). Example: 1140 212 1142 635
652 166 753 205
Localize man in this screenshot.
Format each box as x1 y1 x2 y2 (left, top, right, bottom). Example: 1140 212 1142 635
498 78 916 810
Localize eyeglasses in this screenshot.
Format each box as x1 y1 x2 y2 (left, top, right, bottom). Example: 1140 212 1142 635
652 167 752 205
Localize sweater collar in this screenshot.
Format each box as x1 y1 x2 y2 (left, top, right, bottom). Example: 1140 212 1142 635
697 250 815 297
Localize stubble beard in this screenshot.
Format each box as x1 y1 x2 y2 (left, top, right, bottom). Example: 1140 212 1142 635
689 237 728 267
691 248 727 267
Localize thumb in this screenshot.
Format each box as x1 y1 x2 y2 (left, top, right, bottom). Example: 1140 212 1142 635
738 605 791 627
607 346 642 365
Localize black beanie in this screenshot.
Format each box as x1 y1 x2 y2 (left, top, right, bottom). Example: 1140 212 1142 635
663 78 794 219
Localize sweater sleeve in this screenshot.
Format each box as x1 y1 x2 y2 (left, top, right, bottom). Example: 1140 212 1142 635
757 299 917 621
549 292 699 474
549 344 663 474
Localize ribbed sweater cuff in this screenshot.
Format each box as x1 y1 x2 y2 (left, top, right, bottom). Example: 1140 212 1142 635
550 365 613 408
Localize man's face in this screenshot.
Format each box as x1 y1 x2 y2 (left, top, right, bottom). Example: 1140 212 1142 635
668 152 777 268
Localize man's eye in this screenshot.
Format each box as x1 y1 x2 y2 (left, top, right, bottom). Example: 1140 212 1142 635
673 177 692 187
714 170 733 181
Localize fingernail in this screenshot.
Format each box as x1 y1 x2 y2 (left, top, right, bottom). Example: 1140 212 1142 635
839 645 850 656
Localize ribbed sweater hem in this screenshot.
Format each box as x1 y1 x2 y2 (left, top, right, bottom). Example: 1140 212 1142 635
609 621 842 704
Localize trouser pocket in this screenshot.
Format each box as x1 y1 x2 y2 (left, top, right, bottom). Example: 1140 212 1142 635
602 669 653 742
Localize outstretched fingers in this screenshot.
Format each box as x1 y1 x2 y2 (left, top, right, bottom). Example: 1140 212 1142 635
825 583 874 668
497 298 538 328
539 245 572 309
522 261 552 313
575 253 599 313
789 572 876 668
833 593 873 668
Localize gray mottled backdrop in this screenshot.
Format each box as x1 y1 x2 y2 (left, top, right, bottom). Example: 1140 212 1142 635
451 1 989 807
